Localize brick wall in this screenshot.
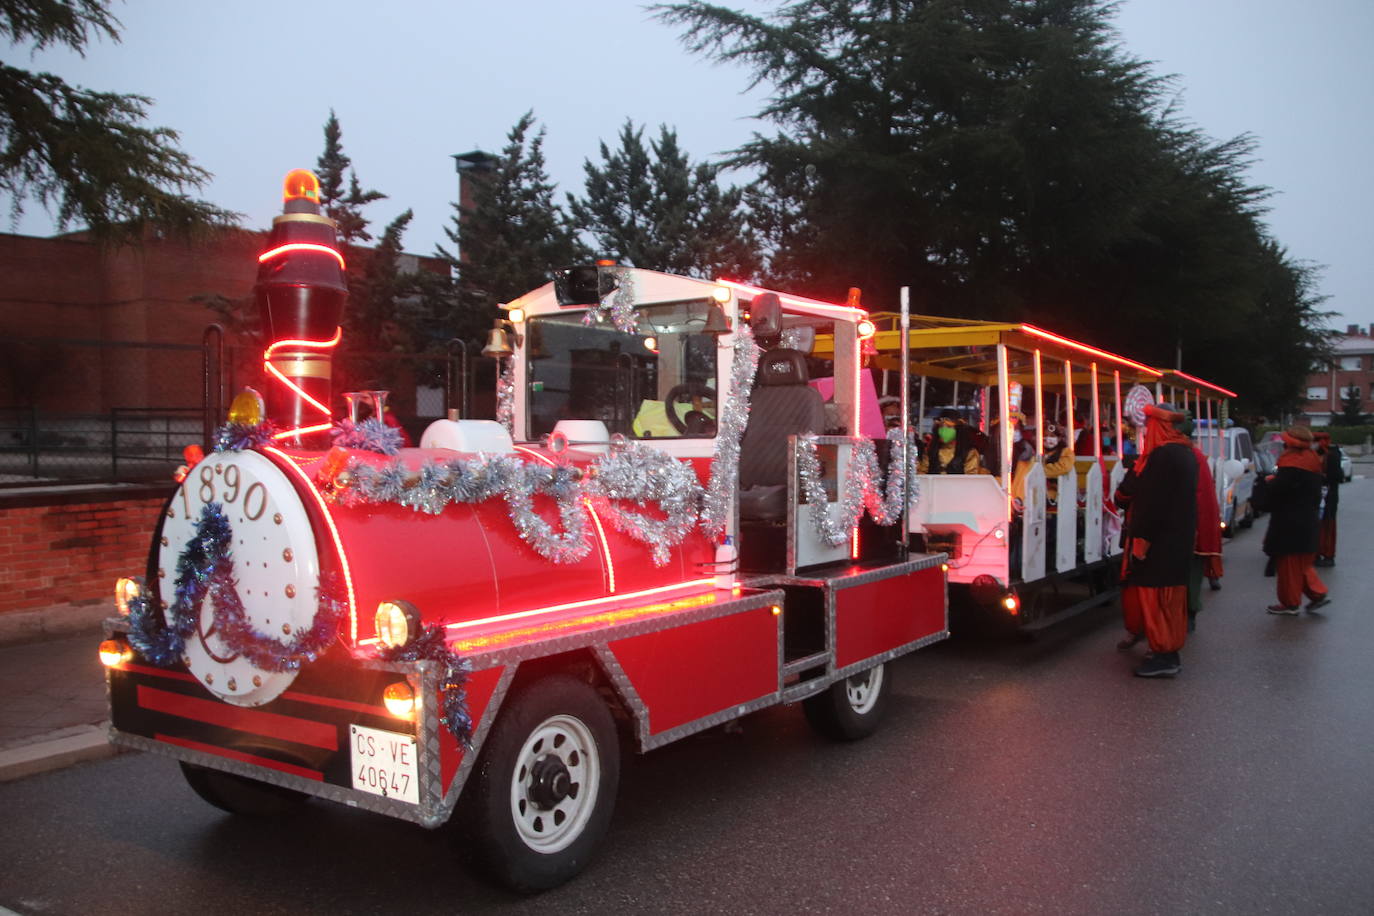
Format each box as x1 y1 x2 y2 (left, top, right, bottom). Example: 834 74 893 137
0 487 171 616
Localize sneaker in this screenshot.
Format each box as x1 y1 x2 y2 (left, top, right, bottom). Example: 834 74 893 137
1306 595 1331 612
1208 577 1222 591
1267 605 1300 616
1135 653 1181 678
1116 632 1143 651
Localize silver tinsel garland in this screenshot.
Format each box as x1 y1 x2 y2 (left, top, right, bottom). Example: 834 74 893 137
796 428 920 548
701 323 760 541
585 442 703 565
334 453 591 564
331 441 709 567
330 417 404 455
495 358 515 433
581 266 639 334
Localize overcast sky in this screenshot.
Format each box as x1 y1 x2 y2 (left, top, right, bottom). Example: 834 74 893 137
6 0 1372 330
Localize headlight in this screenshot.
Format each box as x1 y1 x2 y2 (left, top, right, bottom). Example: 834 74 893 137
114 576 144 616
374 600 421 649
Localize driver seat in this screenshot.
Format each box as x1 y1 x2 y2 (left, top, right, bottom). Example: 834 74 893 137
738 348 826 520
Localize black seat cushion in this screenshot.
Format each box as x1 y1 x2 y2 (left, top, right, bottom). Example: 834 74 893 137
739 348 827 492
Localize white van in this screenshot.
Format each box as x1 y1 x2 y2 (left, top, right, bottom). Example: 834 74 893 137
1192 426 1256 537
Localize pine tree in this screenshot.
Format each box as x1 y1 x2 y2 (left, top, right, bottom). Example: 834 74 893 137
0 0 238 241
315 111 386 246
654 0 1329 416
568 120 758 279
1338 384 1365 426
437 111 583 346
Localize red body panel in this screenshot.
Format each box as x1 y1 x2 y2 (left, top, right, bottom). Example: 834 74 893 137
609 605 779 735
275 448 716 642
439 665 505 793
834 565 946 668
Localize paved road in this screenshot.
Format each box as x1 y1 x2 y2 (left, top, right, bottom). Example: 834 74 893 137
1 482 1371 915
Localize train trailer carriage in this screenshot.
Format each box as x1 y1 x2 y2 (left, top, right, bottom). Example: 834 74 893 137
98 171 949 893
844 313 1237 631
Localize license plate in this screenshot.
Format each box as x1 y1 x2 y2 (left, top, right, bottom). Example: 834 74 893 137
349 724 419 805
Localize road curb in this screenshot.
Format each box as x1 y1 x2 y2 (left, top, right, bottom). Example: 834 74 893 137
0 724 128 783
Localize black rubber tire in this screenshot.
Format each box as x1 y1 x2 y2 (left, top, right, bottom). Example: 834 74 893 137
459 675 620 894
1239 501 1255 529
179 762 309 817
802 662 890 742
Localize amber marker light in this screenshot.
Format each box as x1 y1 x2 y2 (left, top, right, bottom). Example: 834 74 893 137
711 285 732 303
114 576 143 616
98 639 131 668
1002 593 1020 615
382 682 417 719
506 306 526 324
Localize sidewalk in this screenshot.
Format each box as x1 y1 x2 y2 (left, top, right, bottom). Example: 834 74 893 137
0 622 126 782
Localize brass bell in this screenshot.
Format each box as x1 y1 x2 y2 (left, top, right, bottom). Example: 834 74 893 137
701 303 731 335
481 323 514 359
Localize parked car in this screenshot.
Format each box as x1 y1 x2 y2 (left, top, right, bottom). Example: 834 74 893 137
1340 447 1353 482
1193 425 1256 537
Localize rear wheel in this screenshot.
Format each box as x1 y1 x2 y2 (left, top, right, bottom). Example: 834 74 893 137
459 675 620 893
803 662 890 741
1238 500 1255 529
179 762 309 817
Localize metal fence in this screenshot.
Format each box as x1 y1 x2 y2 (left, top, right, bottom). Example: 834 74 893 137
1 330 492 486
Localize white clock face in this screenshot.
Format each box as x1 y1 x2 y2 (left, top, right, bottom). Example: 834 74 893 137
158 450 323 707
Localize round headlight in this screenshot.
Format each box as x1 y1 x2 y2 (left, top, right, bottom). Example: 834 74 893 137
114 576 144 616
383 681 417 719
375 600 421 649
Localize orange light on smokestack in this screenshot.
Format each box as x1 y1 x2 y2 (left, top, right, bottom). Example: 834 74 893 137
283 169 321 204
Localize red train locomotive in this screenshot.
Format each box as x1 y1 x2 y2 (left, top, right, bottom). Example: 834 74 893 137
98 171 949 891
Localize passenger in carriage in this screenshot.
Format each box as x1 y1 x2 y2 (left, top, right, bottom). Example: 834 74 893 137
1040 422 1075 508
918 409 985 475
983 414 1034 506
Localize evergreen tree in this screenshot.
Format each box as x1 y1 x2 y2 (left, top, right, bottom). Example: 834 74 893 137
569 120 758 279
0 0 238 241
437 111 583 346
655 0 1329 415
315 110 386 246
1338 384 1365 426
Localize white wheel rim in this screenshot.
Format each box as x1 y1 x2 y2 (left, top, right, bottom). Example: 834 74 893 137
845 664 884 715
509 713 601 854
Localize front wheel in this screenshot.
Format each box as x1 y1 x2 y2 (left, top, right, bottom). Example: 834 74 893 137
459 675 620 894
803 662 890 741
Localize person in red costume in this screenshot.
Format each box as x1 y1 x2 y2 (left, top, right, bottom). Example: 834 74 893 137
1181 413 1223 632
1113 403 1198 678
1261 426 1329 615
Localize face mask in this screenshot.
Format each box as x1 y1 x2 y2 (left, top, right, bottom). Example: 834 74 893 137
1044 436 1059 449
938 426 957 444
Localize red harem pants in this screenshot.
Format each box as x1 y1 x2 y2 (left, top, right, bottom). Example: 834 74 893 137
1276 554 1326 608
1319 517 1337 559
1122 584 1187 653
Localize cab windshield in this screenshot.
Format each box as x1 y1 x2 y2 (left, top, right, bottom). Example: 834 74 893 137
526 301 719 440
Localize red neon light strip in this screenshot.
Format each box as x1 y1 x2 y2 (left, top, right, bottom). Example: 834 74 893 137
1021 325 1161 376
717 279 868 319
1169 369 1238 399
258 242 346 269
156 733 324 781
264 445 358 642
584 497 617 593
138 685 338 750
263 327 342 440
445 577 716 633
